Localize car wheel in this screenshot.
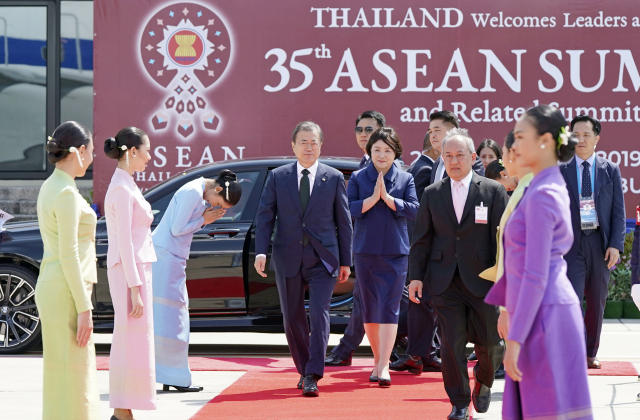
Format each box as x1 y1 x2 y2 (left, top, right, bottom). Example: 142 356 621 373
0 264 41 354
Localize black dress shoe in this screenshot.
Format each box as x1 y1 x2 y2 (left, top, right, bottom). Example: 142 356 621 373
389 354 423 374
422 357 442 372
378 376 391 387
324 353 352 366
472 377 491 413
390 348 401 363
447 406 469 420
297 375 304 389
163 384 204 392
468 351 477 361
494 362 506 379
302 374 319 397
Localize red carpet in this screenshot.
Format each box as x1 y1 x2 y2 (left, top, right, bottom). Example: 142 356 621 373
189 363 453 420
95 356 638 376
94 356 638 419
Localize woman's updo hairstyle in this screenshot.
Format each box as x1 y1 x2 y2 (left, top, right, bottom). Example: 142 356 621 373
524 105 577 162
216 169 242 206
504 130 515 150
46 121 92 164
104 127 148 159
485 159 506 181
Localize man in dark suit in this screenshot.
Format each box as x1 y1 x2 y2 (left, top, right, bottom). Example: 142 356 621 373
254 121 353 396
391 131 442 375
408 131 440 201
409 129 508 420
559 115 625 370
325 110 384 367
429 111 485 185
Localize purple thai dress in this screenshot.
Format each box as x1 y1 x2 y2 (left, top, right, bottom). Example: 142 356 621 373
485 166 593 420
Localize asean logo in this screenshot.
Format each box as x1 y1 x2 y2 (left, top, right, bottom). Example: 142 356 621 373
140 3 231 138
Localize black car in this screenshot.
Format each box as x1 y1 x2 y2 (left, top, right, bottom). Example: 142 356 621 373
0 157 363 354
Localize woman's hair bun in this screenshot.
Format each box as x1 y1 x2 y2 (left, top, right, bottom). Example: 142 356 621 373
46 139 63 155
218 169 237 182
104 137 121 159
557 135 578 163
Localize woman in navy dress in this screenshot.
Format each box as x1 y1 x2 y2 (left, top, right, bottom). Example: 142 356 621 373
347 127 419 387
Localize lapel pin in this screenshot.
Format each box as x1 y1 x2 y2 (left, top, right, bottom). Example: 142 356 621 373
322 177 326 181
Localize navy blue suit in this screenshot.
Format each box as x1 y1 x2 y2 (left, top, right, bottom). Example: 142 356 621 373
349 163 419 323
560 155 625 358
408 155 435 203
255 161 352 377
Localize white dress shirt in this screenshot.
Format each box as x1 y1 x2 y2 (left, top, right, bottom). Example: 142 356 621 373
257 160 319 260
451 170 473 223
435 156 446 181
297 160 319 194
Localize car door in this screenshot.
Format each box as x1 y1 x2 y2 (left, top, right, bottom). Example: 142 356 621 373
184 170 264 315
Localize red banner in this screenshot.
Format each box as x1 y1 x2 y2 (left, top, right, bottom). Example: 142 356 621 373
93 0 640 216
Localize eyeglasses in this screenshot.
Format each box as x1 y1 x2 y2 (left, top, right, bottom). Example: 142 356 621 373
297 140 320 148
355 126 375 134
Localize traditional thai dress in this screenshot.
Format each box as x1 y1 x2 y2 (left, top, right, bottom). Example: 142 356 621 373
104 168 157 409
151 178 206 387
35 168 100 420
485 166 593 420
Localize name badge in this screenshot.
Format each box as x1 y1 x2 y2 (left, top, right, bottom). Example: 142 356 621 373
475 202 488 224
636 205 640 225
580 197 598 230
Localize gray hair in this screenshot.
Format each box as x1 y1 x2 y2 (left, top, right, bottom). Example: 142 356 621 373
441 128 475 155
292 121 324 143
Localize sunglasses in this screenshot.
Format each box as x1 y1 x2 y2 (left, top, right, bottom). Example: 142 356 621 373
355 126 375 134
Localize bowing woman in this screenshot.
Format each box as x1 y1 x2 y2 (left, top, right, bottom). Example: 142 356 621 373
36 121 100 420
103 127 157 420
485 105 592 419
347 127 419 387
152 169 242 391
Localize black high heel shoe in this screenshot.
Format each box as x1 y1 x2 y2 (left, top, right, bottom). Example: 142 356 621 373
163 384 204 392
369 370 378 382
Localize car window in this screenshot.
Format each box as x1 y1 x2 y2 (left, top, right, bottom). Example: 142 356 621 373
150 171 260 225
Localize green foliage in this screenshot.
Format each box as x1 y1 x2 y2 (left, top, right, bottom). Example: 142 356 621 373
608 232 634 301
83 189 93 206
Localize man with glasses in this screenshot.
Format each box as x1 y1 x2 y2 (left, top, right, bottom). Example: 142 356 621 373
255 121 353 396
354 110 386 169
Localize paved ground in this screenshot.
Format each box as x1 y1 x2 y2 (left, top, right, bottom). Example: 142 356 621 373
1 320 638 419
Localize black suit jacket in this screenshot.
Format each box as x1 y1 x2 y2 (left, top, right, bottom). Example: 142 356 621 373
255 162 353 278
407 155 435 202
559 155 626 263
430 156 485 185
409 173 508 297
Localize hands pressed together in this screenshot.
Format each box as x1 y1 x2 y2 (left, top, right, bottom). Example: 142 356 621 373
203 206 226 225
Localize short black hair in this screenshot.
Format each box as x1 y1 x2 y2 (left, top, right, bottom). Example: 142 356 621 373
570 115 601 136
485 159 505 181
429 110 460 128
366 127 403 160
476 139 502 160
356 110 385 127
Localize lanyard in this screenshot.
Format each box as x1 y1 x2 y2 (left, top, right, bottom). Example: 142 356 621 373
576 158 596 198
